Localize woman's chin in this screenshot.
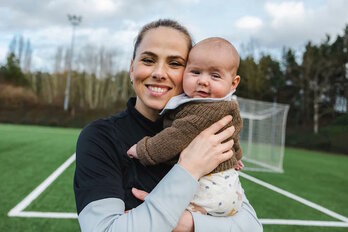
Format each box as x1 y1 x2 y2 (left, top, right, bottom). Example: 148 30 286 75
145 93 176 110
146 99 168 111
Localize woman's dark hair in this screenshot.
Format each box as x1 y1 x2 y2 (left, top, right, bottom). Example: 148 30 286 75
132 19 193 59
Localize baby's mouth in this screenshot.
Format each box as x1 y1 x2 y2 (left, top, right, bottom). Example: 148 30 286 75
195 91 210 98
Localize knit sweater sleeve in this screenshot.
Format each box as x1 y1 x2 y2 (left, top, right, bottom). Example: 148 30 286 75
136 103 224 166
230 100 243 161
136 101 243 168
136 113 207 166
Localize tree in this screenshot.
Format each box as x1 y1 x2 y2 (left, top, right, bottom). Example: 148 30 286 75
0 53 29 86
258 54 284 102
238 56 263 99
345 29 348 113
326 31 347 116
7 35 32 72
301 36 343 133
281 48 302 123
23 39 32 73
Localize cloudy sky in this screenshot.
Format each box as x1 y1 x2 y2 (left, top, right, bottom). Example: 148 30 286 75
1 0 348 72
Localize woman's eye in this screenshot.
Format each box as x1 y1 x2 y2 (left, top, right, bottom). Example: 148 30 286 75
142 58 154 64
170 61 183 67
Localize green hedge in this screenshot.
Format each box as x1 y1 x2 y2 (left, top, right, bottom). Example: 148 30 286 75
0 102 127 129
1 102 347 155
286 114 348 155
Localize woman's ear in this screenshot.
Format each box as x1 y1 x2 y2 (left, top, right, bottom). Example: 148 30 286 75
129 60 134 84
231 75 240 91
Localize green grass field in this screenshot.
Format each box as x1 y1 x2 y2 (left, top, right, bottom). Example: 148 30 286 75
1 123 347 231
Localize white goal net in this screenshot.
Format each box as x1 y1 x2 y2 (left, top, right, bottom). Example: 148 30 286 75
236 97 290 172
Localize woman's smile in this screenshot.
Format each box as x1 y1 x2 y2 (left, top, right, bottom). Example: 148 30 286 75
146 84 172 96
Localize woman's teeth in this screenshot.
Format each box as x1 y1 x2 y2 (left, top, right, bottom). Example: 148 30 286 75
148 86 167 93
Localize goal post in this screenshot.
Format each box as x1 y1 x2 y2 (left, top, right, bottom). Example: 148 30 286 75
236 97 290 172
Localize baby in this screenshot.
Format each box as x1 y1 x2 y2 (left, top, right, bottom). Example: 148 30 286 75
128 37 243 216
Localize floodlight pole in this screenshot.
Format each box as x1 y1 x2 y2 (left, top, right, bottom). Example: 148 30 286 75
64 14 82 111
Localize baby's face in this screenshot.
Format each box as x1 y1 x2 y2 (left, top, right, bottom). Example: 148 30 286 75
183 44 238 98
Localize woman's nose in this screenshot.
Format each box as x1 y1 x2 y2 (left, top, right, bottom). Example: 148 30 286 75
152 63 167 81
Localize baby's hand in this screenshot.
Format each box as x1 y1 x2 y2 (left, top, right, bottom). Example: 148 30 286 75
234 160 245 171
127 144 138 159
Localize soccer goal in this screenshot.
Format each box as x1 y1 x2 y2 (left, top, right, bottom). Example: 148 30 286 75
236 97 290 172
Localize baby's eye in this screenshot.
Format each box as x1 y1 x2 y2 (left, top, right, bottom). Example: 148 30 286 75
212 73 221 79
191 70 200 75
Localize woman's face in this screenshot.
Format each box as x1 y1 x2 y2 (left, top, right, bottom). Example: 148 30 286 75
130 27 189 121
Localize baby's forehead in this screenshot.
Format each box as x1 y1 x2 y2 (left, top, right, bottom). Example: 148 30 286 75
191 38 239 61
193 38 237 55
193 38 233 50
188 38 240 73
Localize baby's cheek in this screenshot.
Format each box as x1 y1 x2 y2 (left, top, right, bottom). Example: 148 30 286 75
183 77 195 96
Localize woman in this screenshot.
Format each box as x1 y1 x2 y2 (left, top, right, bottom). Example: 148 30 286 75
74 19 262 232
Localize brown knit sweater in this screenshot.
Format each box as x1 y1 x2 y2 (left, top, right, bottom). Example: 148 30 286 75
136 100 242 174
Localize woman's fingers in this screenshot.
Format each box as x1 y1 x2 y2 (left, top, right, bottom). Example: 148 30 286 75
215 126 235 143
217 138 234 154
218 150 234 164
201 115 232 135
131 187 149 201
178 115 236 180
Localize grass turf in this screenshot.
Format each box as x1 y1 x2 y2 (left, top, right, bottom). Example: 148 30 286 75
0 124 80 231
243 147 348 232
0 123 347 231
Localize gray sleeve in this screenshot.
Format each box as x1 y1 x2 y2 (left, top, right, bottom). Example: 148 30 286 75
78 164 199 232
192 193 263 232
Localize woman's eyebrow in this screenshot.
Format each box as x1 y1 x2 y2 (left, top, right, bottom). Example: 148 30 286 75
168 55 186 62
140 52 185 62
141 51 157 57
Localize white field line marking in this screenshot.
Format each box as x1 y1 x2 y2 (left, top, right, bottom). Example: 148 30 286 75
239 172 348 223
8 153 76 217
260 219 348 227
8 154 348 228
13 211 77 219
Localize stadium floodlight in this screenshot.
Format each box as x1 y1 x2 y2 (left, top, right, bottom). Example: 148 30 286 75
236 97 290 172
63 14 82 111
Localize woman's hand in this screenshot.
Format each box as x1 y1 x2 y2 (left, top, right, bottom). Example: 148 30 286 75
178 115 235 180
172 210 194 232
132 188 194 232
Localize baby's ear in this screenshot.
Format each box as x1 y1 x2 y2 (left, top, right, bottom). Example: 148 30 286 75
231 75 240 91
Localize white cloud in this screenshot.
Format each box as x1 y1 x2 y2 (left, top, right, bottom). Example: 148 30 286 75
93 0 120 13
2 19 141 71
235 16 263 30
265 1 305 28
248 0 348 49
179 0 200 3
1 0 348 71
0 0 199 31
